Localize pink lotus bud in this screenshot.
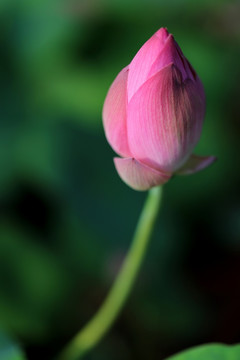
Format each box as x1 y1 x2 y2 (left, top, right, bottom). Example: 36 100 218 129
103 28 216 190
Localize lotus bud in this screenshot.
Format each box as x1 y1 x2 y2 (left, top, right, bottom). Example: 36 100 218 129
103 28 216 191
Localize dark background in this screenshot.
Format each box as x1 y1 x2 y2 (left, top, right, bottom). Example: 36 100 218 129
0 0 240 359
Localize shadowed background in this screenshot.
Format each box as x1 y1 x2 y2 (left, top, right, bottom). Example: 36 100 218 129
0 0 240 359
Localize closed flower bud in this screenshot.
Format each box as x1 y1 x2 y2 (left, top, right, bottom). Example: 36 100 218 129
103 28 216 190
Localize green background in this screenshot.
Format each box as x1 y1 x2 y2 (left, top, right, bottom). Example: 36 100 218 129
0 0 240 359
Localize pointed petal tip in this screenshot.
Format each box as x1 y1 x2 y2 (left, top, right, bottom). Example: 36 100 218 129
155 27 170 41
114 157 171 191
176 154 217 175
128 30 172 101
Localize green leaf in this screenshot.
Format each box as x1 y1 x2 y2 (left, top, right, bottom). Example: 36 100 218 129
166 343 240 360
0 332 26 360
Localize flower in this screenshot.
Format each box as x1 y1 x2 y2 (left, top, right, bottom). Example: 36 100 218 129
103 27 216 191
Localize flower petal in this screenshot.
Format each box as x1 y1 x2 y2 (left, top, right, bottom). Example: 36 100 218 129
149 35 195 82
127 28 170 102
176 154 217 175
102 66 131 157
127 64 205 172
114 157 171 191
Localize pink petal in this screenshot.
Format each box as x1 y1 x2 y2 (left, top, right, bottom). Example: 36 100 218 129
127 28 170 102
127 64 205 173
114 157 171 191
102 66 131 158
176 154 217 175
149 35 193 82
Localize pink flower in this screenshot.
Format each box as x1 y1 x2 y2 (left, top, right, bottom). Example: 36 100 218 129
103 28 216 191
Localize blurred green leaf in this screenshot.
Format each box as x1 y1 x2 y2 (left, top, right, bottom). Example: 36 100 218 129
0 221 69 339
166 343 240 360
0 332 26 360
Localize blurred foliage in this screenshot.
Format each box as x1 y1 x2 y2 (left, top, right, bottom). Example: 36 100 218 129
167 343 240 360
0 332 26 360
0 0 240 359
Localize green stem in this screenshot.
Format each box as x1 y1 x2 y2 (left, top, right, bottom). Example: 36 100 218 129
58 186 163 360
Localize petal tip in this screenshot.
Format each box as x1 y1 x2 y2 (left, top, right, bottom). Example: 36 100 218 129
176 154 217 175
155 27 170 42
114 157 171 191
